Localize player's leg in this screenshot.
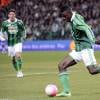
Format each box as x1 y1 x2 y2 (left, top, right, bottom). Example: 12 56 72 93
12 56 18 71
12 52 22 71
81 49 100 75
14 43 23 77
87 65 100 75
15 52 23 78
57 50 81 97
8 45 23 77
8 46 18 71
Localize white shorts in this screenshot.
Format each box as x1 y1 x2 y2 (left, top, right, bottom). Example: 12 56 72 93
69 49 97 66
8 43 22 57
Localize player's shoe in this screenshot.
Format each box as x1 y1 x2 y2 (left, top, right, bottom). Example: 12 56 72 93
17 71 23 78
56 92 71 97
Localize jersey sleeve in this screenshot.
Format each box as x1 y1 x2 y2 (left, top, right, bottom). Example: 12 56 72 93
1 22 7 40
74 15 95 43
17 20 26 39
1 22 6 32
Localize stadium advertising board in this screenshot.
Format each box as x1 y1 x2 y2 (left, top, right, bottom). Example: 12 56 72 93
22 40 70 51
0 40 100 51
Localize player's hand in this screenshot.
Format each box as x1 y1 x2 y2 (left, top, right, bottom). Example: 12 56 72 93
95 40 100 45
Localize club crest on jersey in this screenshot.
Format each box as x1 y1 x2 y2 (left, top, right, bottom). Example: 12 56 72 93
8 25 18 34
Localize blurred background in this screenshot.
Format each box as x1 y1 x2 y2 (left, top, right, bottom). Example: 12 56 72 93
0 0 100 41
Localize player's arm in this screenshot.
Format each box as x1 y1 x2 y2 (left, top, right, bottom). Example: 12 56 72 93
18 20 26 40
77 25 95 43
21 21 26 39
74 16 95 43
0 22 7 40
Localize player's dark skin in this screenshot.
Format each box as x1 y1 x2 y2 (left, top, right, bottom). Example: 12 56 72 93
58 8 100 75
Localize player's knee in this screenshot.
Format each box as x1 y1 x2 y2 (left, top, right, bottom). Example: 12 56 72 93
89 71 96 75
58 63 64 72
15 52 21 58
15 55 21 60
58 62 68 72
87 65 99 75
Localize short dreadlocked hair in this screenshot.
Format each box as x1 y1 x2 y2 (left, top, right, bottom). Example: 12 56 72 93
60 4 71 13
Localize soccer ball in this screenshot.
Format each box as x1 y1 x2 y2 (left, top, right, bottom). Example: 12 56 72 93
45 84 58 97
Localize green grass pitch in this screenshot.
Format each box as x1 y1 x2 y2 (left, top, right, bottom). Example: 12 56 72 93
0 51 100 100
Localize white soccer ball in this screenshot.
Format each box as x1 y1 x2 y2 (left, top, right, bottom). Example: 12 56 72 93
45 84 58 97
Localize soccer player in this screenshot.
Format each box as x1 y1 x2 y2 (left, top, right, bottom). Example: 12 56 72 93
1 9 26 78
56 5 100 97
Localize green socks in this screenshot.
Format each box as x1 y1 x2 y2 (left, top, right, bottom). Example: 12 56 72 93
59 72 70 93
12 56 22 71
17 57 22 70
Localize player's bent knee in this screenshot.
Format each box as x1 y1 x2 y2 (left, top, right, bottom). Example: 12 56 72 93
15 52 21 58
58 63 66 72
89 71 96 75
87 65 100 75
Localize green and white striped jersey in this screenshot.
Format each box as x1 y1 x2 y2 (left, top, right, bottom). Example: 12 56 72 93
70 12 95 51
1 18 25 46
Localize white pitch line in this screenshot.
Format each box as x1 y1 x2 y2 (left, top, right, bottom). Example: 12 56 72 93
0 72 58 79
0 70 81 79
25 72 58 75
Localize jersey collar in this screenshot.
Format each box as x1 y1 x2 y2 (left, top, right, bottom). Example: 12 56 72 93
7 18 17 23
71 12 76 22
